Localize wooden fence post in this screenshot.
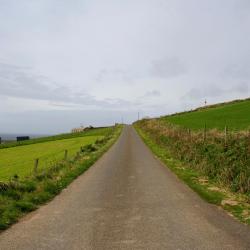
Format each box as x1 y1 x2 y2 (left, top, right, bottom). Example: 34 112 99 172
224 126 228 146
76 152 80 159
64 150 68 160
34 158 39 174
203 123 207 142
187 128 191 140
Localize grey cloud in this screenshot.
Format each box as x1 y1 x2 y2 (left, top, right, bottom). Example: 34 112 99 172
0 0 250 133
0 62 29 72
0 62 136 110
234 0 250 10
223 62 250 80
0 64 51 100
95 68 137 83
143 90 161 98
95 69 108 82
184 86 223 100
150 57 187 78
49 102 78 108
183 88 202 100
183 83 250 100
231 83 249 93
95 57 187 85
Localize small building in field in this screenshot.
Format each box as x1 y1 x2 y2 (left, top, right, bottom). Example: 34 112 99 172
71 126 85 133
17 136 30 142
71 126 94 133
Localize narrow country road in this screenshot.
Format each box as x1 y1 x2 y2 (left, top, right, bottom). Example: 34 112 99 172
0 126 250 250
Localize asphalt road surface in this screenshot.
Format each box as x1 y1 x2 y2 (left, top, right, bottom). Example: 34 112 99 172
0 126 250 250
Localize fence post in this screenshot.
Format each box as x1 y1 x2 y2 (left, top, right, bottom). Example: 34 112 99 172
224 126 228 146
34 158 39 174
76 152 80 159
203 123 207 142
64 150 68 160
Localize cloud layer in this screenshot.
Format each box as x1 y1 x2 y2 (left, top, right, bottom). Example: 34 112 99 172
0 0 249 133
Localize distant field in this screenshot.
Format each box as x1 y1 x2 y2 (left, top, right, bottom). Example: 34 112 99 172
0 127 111 149
0 133 105 181
162 99 250 131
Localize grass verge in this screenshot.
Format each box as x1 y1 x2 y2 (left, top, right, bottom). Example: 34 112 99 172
0 125 123 231
134 124 250 225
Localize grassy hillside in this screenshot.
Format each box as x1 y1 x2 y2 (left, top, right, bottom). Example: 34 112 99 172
0 127 113 181
0 127 111 149
162 98 250 131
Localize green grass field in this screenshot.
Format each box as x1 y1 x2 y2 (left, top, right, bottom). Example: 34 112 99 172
162 99 250 131
0 127 111 149
0 135 102 181
0 125 122 230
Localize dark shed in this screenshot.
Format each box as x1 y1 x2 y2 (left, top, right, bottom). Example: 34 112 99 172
16 136 30 142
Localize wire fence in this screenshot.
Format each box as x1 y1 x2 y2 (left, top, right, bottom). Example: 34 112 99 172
0 134 112 182
138 119 250 193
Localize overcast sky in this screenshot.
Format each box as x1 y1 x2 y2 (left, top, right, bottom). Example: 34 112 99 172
0 0 249 134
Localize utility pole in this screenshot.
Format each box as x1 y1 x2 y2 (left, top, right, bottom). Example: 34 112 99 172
204 99 207 107
138 112 140 121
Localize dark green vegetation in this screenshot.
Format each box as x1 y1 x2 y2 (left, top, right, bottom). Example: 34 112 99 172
134 98 250 224
0 125 122 230
163 98 250 131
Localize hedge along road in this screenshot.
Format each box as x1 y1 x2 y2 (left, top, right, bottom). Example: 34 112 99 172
0 126 249 250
